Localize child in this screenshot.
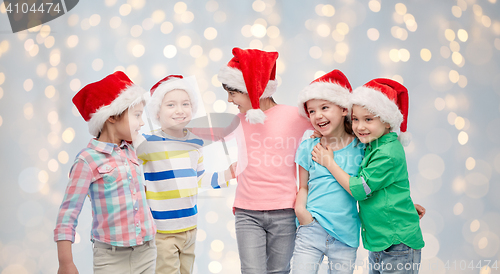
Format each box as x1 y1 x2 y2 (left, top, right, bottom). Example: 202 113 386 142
205 47 313 273
292 70 363 274
54 71 157 274
312 79 425 274
134 75 236 274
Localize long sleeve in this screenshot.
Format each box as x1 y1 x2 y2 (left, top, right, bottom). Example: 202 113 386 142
349 152 395 201
54 158 93 242
196 147 229 189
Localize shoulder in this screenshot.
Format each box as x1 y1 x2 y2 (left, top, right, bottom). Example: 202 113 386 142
298 137 318 151
379 139 406 164
273 105 310 126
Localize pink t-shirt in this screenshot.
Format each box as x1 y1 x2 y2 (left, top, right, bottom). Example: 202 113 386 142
233 105 312 211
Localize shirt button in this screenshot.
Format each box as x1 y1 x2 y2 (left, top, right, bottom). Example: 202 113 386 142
135 207 138 211
136 222 140 227
129 176 132 180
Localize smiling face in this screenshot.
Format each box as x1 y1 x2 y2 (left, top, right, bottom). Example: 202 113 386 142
158 89 192 136
351 104 391 144
306 99 347 138
115 102 145 142
225 87 252 114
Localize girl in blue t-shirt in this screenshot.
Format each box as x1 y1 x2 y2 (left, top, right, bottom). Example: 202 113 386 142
292 70 363 274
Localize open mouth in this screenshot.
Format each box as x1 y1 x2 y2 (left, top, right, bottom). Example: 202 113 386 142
173 117 186 121
357 132 370 137
317 121 330 128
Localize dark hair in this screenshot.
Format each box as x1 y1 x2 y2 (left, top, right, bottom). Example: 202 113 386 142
223 83 277 106
344 116 353 135
222 83 244 94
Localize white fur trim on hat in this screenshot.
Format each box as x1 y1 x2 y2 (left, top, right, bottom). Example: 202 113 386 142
88 85 146 137
148 78 199 127
245 109 266 124
218 66 277 98
298 81 351 118
350 86 403 131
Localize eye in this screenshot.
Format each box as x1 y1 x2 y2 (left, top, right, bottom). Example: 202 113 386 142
183 103 190 106
352 118 358 121
322 106 329 110
308 110 315 114
167 103 174 107
229 91 235 96
366 118 372 122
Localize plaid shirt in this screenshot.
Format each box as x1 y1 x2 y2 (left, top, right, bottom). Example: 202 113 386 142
54 139 156 247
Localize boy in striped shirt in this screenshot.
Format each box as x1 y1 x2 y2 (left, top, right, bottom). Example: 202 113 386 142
54 71 157 274
135 75 236 274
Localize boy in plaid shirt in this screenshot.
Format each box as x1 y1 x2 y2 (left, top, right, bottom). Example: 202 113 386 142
54 71 157 274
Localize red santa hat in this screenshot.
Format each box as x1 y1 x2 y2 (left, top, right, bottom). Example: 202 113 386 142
72 71 146 137
350 78 411 146
297 69 352 118
148 75 199 126
217 47 279 124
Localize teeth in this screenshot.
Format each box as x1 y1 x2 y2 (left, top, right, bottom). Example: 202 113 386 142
318 121 329 127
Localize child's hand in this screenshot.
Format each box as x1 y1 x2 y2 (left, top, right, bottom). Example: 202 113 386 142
58 262 78 274
311 142 335 168
414 204 426 219
310 130 322 139
296 208 314 226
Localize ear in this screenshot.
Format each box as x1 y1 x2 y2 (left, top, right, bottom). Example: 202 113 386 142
107 116 117 124
385 123 391 129
341 107 348 116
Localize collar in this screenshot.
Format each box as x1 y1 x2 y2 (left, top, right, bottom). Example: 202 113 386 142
88 138 131 154
367 132 398 151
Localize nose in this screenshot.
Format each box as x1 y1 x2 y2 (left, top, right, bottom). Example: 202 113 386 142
139 116 145 127
356 121 365 130
227 95 233 103
175 105 184 114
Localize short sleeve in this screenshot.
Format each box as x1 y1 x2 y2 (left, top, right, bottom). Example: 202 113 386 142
295 139 313 171
349 152 395 201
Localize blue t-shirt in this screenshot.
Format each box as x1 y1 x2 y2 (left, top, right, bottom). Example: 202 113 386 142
295 137 365 247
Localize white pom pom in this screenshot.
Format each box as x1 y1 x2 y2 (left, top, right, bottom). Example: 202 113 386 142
398 131 412 147
245 109 266 124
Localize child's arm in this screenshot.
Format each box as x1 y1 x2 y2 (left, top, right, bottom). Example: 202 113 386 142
54 159 93 274
197 148 236 189
311 143 352 195
295 166 314 225
313 143 398 201
57 240 78 274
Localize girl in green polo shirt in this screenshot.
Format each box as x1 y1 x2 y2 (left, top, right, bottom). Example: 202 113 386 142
312 78 424 274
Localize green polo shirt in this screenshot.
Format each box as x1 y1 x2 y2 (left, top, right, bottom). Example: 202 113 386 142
349 132 424 252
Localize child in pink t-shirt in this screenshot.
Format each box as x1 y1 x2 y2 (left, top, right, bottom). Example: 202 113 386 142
216 48 311 273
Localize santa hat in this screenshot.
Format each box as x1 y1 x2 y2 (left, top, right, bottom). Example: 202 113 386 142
350 78 411 146
218 47 279 124
148 75 199 126
72 71 146 137
297 69 352 118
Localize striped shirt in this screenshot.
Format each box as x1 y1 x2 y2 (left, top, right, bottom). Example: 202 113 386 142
135 129 229 234
54 139 156 247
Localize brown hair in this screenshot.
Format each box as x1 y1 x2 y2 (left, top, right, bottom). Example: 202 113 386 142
223 83 244 93
344 116 353 135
